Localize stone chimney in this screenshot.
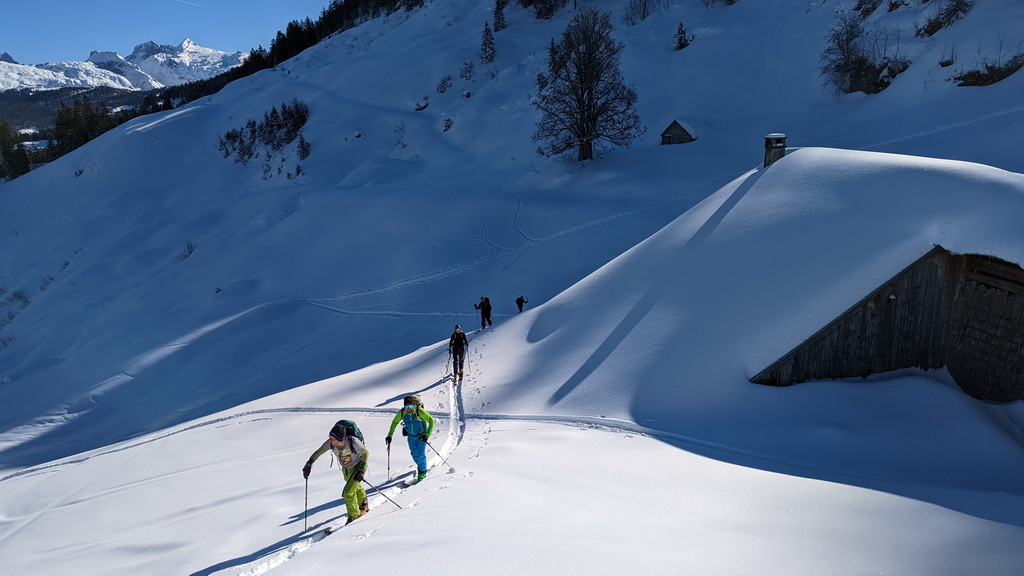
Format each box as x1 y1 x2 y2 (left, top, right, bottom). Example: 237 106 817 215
764 133 787 167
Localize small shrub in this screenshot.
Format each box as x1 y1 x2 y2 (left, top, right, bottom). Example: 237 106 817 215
917 0 974 38
7 290 30 308
674 23 694 50
179 241 197 262
415 96 430 111
459 61 475 81
392 120 408 150
854 0 883 16
437 75 453 94
954 53 1024 86
939 44 956 67
443 118 454 132
624 0 667 26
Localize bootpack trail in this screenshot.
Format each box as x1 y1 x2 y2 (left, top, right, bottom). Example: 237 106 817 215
230 365 468 575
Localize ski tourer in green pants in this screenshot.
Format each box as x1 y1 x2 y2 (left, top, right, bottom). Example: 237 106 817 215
303 421 370 524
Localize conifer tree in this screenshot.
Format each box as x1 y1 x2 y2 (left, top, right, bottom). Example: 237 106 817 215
480 21 496 64
494 0 508 32
534 0 563 20
674 23 693 50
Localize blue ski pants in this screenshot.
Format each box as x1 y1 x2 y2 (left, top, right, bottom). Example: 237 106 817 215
407 435 428 472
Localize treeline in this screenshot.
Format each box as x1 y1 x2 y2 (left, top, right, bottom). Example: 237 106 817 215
1 0 425 180
0 120 33 179
51 96 169 157
0 95 172 180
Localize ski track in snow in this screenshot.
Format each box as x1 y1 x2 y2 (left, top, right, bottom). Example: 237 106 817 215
176 206 639 317
229 370 468 575
859 102 1024 150
0 355 980 573
3 331 963 572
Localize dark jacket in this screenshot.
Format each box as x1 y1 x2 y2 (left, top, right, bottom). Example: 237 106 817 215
449 329 468 352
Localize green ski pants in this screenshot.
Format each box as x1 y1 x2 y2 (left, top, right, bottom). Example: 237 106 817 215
342 467 367 519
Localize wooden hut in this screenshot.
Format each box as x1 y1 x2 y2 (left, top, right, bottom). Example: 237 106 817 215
751 245 1024 402
660 120 697 145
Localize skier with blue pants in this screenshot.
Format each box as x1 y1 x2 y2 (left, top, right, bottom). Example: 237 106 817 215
386 395 435 482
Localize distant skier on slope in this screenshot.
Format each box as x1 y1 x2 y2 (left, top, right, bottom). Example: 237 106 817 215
474 296 493 329
515 295 529 313
303 420 370 524
449 324 469 379
386 395 435 483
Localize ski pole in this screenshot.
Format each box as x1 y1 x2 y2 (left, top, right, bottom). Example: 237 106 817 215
387 442 391 480
304 477 309 531
362 478 402 509
425 439 456 472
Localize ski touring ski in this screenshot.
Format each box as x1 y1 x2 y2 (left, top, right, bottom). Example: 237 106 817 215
323 522 346 535
403 471 431 486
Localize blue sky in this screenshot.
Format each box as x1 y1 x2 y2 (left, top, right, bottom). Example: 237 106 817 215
4 0 331 64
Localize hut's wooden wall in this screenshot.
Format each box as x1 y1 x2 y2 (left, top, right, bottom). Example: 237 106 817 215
947 255 1024 401
751 246 1024 402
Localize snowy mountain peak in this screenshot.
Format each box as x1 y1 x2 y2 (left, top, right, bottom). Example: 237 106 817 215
126 41 169 62
0 39 246 92
85 50 162 91
125 38 247 88
86 50 128 64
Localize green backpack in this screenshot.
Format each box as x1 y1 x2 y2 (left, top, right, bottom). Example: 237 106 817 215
330 419 364 443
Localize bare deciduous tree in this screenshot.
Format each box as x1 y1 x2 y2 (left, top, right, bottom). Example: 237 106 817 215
532 9 645 161
819 9 908 95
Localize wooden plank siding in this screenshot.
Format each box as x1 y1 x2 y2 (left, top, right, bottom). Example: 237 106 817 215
751 246 1024 402
947 255 1024 400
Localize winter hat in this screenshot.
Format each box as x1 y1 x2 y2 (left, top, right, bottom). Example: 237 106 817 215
329 423 348 442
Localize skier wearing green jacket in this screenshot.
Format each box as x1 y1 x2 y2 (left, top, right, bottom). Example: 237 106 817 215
386 395 435 482
303 420 370 524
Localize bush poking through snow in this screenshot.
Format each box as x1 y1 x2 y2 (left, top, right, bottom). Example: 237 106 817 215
954 52 1024 86
819 9 910 95
217 99 310 166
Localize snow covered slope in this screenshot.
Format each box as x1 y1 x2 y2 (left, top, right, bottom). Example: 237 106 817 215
1 1 1023 573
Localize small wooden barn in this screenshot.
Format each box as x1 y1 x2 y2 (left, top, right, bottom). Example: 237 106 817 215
751 245 1024 402
660 120 697 145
